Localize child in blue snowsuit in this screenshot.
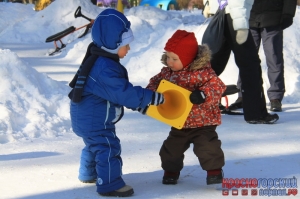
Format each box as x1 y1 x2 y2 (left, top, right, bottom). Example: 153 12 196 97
69 9 164 197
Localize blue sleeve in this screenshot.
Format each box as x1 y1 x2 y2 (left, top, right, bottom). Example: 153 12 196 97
87 58 153 109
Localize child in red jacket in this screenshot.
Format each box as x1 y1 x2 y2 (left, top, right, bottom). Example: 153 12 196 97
146 29 226 185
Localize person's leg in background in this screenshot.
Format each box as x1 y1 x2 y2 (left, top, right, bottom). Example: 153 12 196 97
208 14 278 123
261 25 285 112
229 27 262 110
228 74 243 110
224 14 277 122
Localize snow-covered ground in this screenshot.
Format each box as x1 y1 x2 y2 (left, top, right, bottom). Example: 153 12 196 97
0 0 300 198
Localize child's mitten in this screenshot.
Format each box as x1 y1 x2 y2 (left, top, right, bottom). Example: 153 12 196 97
190 90 206 104
150 92 164 106
137 106 149 115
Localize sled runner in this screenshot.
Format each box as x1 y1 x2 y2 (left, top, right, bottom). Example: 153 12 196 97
221 85 243 115
45 6 94 56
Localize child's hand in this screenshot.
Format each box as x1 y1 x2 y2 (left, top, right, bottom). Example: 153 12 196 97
190 90 206 104
150 92 165 106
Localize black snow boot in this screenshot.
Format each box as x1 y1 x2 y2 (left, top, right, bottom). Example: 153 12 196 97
162 171 180 185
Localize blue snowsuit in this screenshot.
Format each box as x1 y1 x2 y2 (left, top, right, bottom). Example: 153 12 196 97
69 9 153 194
70 56 152 193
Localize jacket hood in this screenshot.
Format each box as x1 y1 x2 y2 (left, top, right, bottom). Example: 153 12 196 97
161 44 212 70
91 9 131 52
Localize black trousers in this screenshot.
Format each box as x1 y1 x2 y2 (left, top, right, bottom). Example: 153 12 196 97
159 126 225 172
211 14 268 121
237 25 285 101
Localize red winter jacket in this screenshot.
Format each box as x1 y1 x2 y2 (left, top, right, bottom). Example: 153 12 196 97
146 45 226 129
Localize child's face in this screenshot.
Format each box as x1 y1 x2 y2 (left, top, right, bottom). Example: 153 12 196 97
118 44 130 58
166 51 183 71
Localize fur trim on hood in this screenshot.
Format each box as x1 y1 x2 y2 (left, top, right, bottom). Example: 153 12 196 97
161 44 211 71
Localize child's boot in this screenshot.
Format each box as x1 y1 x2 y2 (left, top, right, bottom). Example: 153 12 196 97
78 175 97 183
162 171 180 185
206 169 223 185
79 179 96 183
98 185 134 197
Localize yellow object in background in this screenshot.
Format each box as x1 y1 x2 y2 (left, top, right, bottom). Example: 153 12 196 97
117 0 124 13
35 0 52 11
147 80 193 129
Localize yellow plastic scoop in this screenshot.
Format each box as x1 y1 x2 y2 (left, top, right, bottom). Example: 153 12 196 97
147 80 193 129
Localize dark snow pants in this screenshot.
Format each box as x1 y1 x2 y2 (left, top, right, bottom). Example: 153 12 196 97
159 126 225 172
237 25 285 101
210 14 268 121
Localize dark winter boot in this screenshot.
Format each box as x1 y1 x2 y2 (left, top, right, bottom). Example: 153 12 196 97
206 169 223 185
162 171 180 185
228 97 243 110
270 99 282 112
79 179 96 183
98 185 134 197
219 103 226 111
246 113 279 124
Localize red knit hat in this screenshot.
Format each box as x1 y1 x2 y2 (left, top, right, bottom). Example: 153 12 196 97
164 30 198 67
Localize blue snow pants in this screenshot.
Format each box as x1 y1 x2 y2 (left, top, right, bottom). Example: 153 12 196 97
77 130 125 194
